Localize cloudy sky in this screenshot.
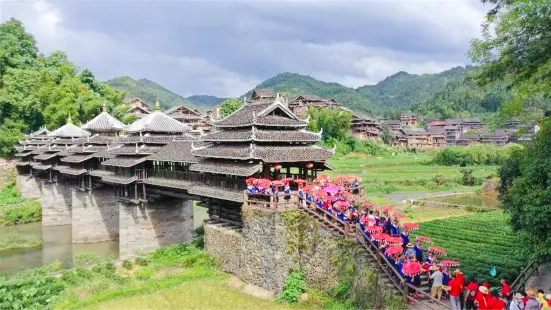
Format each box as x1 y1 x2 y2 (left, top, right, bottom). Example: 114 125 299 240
0 0 488 97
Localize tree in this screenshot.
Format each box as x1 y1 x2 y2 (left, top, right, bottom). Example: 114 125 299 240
499 117 551 261
470 0 551 97
219 98 242 117
0 18 38 79
306 106 351 142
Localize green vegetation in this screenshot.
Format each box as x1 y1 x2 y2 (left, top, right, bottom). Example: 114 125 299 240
218 97 243 117
411 211 526 285
186 95 226 108
0 172 41 226
104 76 203 111
499 119 551 261
432 144 522 166
0 233 42 252
277 270 309 303
0 19 128 157
256 72 378 113
327 155 497 194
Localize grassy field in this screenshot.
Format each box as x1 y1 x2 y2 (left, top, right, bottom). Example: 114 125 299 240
0 233 42 252
411 211 526 285
327 154 498 195
0 171 41 226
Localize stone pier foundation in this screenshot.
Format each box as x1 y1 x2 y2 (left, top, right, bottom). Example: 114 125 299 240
16 175 42 199
41 182 72 226
72 187 119 243
119 198 194 258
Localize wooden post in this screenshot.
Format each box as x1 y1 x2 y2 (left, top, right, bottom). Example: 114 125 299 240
134 182 138 200
142 183 146 200
404 283 409 303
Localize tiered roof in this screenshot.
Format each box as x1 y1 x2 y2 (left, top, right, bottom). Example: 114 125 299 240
164 105 203 122
125 111 192 133
193 94 333 177
82 109 125 133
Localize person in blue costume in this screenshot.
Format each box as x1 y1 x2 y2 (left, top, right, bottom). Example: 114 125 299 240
353 180 360 194
426 251 437 265
404 243 416 258
316 197 323 209
298 187 304 205
401 229 410 247
284 184 291 202
390 218 400 236
414 240 424 262
306 193 312 205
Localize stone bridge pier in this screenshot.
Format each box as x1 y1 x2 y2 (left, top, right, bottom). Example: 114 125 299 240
16 174 42 199
71 186 119 243
119 198 194 258
41 182 72 226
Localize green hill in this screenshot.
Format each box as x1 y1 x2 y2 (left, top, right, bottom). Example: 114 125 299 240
186 95 226 108
357 66 470 111
105 76 206 111
253 72 379 113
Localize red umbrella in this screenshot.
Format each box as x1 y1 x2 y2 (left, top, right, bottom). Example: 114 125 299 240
371 233 390 241
324 195 337 201
362 202 375 207
294 179 306 183
316 175 330 182
366 226 382 233
334 201 348 208
271 180 285 186
246 177 256 184
402 223 420 230
386 236 403 246
315 190 326 196
323 186 339 195
429 246 447 256
385 245 404 256
393 213 408 219
416 235 433 243
440 260 460 267
303 184 315 191
281 178 294 183
402 261 423 276
254 178 271 185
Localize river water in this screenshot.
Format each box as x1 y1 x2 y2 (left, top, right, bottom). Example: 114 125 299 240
0 206 209 276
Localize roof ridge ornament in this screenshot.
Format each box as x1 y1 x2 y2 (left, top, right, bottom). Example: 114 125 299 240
103 101 108 113
67 112 73 124
331 144 337 155
155 95 161 112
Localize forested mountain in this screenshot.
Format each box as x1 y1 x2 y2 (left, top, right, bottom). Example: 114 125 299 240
253 72 379 113
0 18 128 157
357 66 470 111
104 76 209 111
186 95 226 108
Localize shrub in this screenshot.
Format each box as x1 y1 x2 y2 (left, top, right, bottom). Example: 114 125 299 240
432 175 447 185
135 266 154 280
134 256 150 267
122 259 133 270
277 269 309 303
432 144 522 166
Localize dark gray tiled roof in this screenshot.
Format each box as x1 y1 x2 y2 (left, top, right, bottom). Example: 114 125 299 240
188 186 243 203
202 129 253 142
89 149 117 159
192 143 252 159
254 129 320 142
101 175 138 184
190 160 262 176
146 142 198 163
33 152 61 161
144 177 196 190
108 146 160 155
30 163 52 170
29 127 50 137
61 154 94 163
101 156 147 168
68 145 108 154
125 111 191 133
254 145 333 163
14 151 33 157
16 161 31 167
55 166 88 176
213 103 271 127
89 170 114 177
255 115 308 127
117 134 196 144
251 88 276 99
164 105 201 116
49 123 91 138
82 112 125 132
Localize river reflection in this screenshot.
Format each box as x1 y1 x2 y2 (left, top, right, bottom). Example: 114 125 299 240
0 205 209 276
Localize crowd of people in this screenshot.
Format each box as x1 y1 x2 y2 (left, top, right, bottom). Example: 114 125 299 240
245 175 550 310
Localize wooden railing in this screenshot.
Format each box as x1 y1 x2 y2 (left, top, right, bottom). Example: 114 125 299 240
146 169 247 191
244 192 300 211
511 261 539 291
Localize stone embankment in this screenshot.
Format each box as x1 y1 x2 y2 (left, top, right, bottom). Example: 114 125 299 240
0 158 15 188
205 204 402 308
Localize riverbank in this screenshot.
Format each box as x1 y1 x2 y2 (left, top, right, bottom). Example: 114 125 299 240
0 233 42 252
0 170 41 227
1 240 352 310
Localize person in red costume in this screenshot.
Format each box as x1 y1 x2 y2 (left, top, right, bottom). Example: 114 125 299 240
465 278 479 310
487 295 507 310
454 269 466 309
475 286 491 310
500 279 511 298
447 275 463 310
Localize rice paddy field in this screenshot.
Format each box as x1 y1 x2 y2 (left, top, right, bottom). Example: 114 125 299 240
327 155 498 195
410 211 525 285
